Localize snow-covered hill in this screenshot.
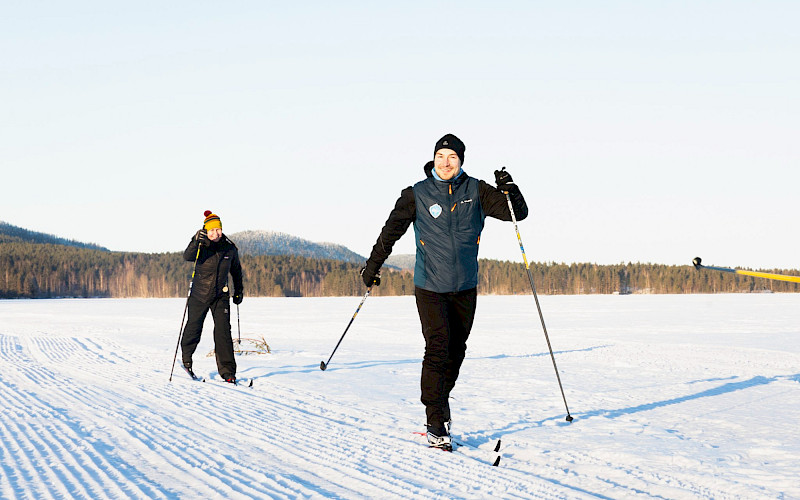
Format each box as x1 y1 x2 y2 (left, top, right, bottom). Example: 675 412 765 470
230 230 365 263
0 220 108 250
1 295 799 498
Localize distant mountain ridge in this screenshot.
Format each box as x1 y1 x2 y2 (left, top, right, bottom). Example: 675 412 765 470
230 230 366 263
0 220 384 265
0 221 109 251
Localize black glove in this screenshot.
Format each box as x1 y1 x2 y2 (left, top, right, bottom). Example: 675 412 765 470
494 167 515 191
360 261 381 287
232 290 243 305
195 229 209 247
423 160 434 178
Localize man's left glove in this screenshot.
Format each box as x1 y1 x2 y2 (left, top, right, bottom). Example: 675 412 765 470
360 261 381 287
232 290 243 305
494 167 516 192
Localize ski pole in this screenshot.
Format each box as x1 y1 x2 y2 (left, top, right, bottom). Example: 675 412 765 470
504 190 573 422
233 302 242 353
693 257 800 284
236 303 241 344
320 286 372 371
169 242 202 382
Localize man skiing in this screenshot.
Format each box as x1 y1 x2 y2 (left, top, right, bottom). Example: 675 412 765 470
181 210 243 383
360 133 528 450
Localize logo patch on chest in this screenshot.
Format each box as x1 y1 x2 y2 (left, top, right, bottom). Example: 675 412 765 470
429 203 443 218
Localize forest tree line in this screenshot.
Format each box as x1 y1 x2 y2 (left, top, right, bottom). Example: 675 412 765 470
2 239 799 299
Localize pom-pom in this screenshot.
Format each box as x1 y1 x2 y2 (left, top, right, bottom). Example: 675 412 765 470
204 210 212 217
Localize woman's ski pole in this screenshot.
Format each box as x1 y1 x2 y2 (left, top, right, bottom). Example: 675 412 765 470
236 303 242 345
504 190 573 422
169 242 202 382
320 286 372 371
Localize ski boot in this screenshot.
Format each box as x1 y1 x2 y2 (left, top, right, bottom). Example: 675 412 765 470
426 423 452 452
182 361 200 381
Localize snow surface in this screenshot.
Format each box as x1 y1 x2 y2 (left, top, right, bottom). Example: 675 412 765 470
1 294 799 499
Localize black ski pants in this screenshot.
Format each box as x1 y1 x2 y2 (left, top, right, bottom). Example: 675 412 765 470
415 286 477 427
181 295 237 379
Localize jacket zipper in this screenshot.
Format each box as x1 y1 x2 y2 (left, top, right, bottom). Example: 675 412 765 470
448 182 458 291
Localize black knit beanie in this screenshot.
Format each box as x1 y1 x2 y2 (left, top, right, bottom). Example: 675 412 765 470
433 133 465 165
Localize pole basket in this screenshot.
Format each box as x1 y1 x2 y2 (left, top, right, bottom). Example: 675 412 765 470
206 336 272 357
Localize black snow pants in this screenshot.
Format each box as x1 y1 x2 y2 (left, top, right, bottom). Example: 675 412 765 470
181 295 237 379
415 286 477 427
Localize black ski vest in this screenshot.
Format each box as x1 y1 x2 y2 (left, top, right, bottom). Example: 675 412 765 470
412 172 485 293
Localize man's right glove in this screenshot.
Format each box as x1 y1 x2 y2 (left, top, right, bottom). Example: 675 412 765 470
494 167 516 192
360 261 382 287
195 229 209 247
423 160 434 178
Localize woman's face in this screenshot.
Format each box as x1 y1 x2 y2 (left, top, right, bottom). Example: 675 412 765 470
207 227 222 242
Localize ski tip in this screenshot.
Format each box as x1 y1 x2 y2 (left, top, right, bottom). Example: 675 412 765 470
492 456 501 466
692 256 702 269
494 439 502 452
248 379 254 387
319 361 327 371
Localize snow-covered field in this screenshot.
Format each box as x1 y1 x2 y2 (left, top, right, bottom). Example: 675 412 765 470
1 294 799 499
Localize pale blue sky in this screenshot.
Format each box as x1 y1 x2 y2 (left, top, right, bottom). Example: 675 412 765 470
3 2 798 269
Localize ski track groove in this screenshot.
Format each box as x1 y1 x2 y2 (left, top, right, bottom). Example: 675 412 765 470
153 384 394 497
164 378 589 499
3 329 776 498
0 391 140 499
163 379 517 499
6 336 315 498
27 334 553 497
260 384 611 495
1 335 449 498
0 336 170 499
1 333 575 499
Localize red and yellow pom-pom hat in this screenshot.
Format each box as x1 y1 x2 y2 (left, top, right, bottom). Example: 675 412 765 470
203 210 222 230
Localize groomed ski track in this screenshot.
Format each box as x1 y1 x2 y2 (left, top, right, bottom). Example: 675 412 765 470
0 334 571 499
2 295 799 499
